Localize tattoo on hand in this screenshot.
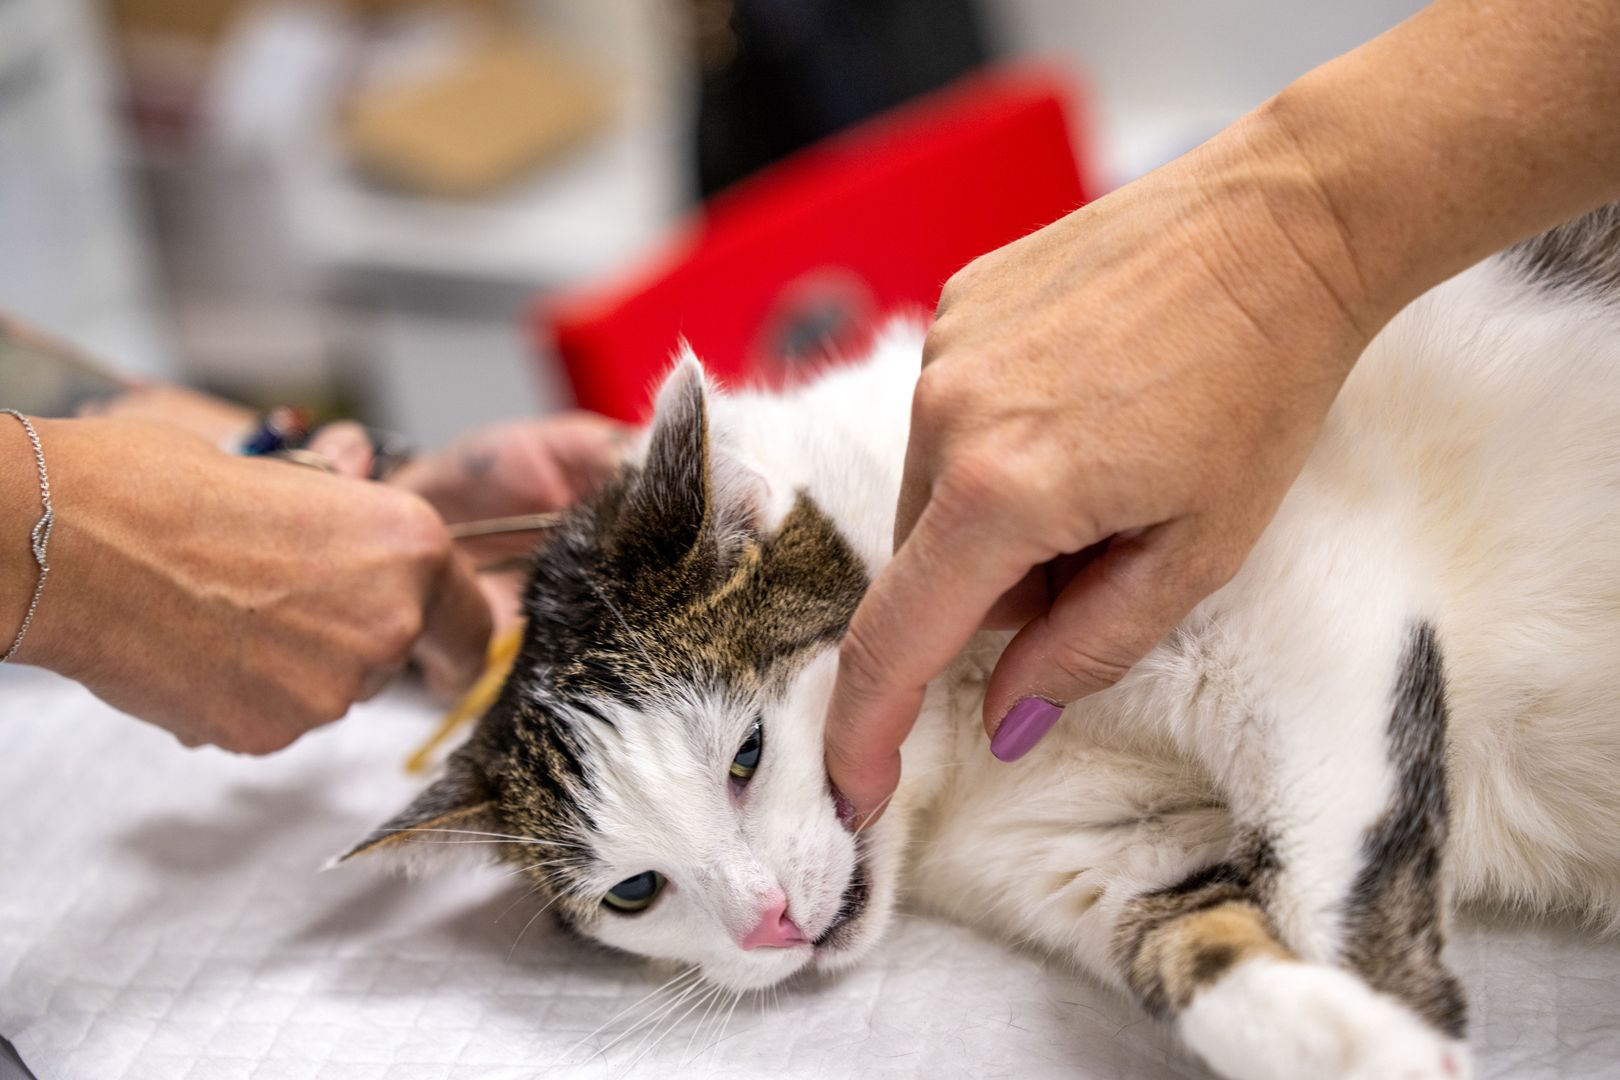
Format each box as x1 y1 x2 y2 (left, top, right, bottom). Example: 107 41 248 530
461 449 497 479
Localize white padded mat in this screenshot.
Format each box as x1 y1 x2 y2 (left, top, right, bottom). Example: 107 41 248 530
3 665 1618 1080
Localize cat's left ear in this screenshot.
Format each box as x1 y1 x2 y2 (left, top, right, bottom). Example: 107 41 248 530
330 751 494 873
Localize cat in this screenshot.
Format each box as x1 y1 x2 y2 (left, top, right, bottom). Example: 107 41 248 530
342 205 1620 1080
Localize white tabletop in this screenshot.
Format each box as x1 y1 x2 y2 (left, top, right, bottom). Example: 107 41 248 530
2 665 1618 1079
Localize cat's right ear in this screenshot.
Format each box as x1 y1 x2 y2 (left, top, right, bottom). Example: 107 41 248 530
328 752 494 874
621 355 767 563
628 356 713 555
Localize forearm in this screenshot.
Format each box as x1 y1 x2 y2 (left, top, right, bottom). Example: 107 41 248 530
1243 0 1620 331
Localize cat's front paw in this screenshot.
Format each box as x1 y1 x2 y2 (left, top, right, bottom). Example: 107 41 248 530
1177 957 1469 1080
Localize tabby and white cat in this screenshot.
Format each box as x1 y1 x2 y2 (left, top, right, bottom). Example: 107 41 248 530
345 207 1620 1080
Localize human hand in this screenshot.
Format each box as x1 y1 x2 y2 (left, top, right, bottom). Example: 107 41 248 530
15 418 491 753
824 114 1379 822
391 413 632 630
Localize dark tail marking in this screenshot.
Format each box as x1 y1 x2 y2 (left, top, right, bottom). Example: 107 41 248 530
1341 622 1466 1037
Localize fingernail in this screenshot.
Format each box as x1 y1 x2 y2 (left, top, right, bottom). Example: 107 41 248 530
990 698 1063 762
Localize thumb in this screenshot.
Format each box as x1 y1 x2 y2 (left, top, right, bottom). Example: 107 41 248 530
416 549 494 701
306 421 375 480
981 519 1221 761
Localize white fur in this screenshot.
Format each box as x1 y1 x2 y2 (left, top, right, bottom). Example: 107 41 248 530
1180 958 1468 1080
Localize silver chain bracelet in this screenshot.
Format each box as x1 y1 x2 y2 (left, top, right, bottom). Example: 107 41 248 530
2 409 52 664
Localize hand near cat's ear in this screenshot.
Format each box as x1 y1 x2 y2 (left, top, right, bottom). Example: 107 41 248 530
10 417 492 754
392 412 631 538
391 412 634 632
825 115 1377 826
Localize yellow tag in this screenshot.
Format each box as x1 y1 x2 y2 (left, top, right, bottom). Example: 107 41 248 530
405 624 524 774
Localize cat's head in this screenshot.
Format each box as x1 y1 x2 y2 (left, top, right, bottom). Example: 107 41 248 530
343 358 903 990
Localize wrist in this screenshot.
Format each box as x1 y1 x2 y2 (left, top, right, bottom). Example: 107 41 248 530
1221 100 1385 341
0 415 44 660
7 417 117 677
1247 0 1620 334
1157 107 1379 387
1247 79 1429 337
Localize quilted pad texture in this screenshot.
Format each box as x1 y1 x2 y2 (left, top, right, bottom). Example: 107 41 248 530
3 666 1617 1079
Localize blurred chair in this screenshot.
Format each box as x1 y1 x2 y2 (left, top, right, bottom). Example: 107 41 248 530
541 66 1092 422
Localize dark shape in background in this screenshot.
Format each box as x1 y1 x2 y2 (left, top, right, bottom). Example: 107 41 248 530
693 0 991 196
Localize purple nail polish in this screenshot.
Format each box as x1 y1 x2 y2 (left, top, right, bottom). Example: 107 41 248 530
991 697 1063 762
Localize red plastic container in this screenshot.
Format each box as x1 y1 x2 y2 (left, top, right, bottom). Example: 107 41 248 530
541 66 1092 421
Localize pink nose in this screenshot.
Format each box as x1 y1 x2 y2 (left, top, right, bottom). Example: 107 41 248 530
740 898 806 950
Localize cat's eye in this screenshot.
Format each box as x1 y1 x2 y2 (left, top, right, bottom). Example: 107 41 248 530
603 870 665 913
729 723 764 783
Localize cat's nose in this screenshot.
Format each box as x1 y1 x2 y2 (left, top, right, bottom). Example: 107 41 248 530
739 896 806 950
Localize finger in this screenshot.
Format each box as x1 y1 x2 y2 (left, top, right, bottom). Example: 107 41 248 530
416 550 494 701
528 413 636 506
890 393 940 553
554 411 635 468
825 497 1045 824
981 519 1220 759
357 662 404 702
980 545 1109 630
476 569 529 635
307 421 375 480
980 568 1049 630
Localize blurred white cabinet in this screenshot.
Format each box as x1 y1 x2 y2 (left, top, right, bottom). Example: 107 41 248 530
988 0 1428 184
0 0 174 378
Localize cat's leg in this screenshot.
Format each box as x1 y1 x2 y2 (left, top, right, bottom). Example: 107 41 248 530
932 528 1465 1077
1119 535 1467 1076
916 768 1458 1080
1113 838 1465 1080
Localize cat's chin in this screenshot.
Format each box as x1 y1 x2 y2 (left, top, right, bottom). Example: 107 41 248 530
807 822 902 976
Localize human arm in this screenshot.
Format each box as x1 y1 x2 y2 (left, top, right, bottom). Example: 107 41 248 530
825 0 1620 821
0 415 489 753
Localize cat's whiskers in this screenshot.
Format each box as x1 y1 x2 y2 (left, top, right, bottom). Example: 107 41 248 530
593 971 711 1064
702 988 746 1061
499 856 576 880
507 889 569 960
395 839 567 848
853 759 966 836
627 977 723 1070
492 876 553 927
558 965 700 1064
681 979 729 1065
586 574 662 678
409 827 580 845
394 835 584 860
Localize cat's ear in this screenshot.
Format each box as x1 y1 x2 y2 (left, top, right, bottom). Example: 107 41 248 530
622 355 767 560
329 752 494 874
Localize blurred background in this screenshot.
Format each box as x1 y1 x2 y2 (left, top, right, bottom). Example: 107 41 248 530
0 0 1425 449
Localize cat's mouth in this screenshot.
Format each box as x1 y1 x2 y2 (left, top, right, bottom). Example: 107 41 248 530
811 852 870 950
